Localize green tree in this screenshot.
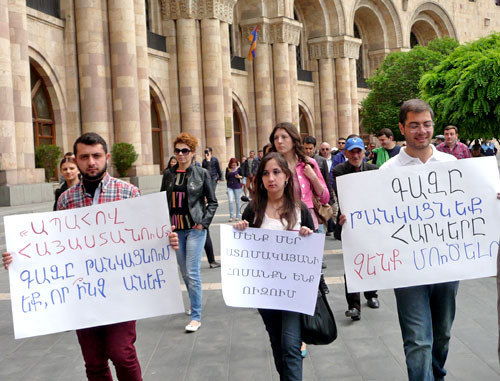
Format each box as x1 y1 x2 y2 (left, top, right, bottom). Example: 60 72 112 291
111 142 138 177
420 33 500 140
361 38 459 140
35 144 63 181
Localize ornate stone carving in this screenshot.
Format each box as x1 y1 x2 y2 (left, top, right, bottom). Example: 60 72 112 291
332 35 362 59
269 18 302 45
240 18 271 44
240 17 301 45
308 37 335 60
161 0 236 23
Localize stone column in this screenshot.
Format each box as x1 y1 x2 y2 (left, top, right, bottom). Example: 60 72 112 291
176 18 202 139
134 0 155 174
270 17 301 125
273 42 291 123
334 57 351 138
221 21 234 160
253 40 273 150
349 58 359 134
0 1 17 174
8 0 37 178
108 0 144 174
309 37 338 145
74 0 111 143
332 36 361 139
319 58 337 144
288 45 299 126
201 18 226 164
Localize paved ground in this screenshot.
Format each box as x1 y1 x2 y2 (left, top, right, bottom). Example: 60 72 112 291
0 182 499 380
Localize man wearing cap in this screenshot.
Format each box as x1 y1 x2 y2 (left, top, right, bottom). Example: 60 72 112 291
436 125 471 159
331 136 380 320
434 134 445 146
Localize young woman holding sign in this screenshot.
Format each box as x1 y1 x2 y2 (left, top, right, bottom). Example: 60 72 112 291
160 132 218 332
233 152 314 381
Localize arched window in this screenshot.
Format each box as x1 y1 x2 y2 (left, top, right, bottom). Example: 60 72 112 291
299 106 310 141
233 101 243 160
354 24 367 88
150 94 164 171
31 64 55 146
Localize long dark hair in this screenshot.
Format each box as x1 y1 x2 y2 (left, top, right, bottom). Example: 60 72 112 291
268 122 308 164
250 152 298 230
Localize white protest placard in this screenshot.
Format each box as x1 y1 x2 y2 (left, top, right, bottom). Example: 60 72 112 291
220 224 325 315
4 192 184 339
337 156 500 293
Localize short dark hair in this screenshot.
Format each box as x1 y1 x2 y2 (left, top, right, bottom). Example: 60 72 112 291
444 125 458 133
206 147 213 153
73 132 108 155
399 99 434 125
377 128 394 139
302 135 317 147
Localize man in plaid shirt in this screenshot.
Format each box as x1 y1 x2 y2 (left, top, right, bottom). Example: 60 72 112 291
57 132 142 381
436 125 471 160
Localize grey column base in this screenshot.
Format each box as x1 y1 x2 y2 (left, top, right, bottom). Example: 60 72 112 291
129 174 163 194
0 183 54 206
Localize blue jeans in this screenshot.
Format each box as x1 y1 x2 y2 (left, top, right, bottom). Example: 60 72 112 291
176 229 207 322
227 187 242 219
394 281 459 381
259 309 302 381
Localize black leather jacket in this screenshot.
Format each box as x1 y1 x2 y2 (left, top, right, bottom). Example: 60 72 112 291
160 164 218 229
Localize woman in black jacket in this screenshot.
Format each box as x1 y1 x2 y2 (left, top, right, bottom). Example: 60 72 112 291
160 133 218 332
233 152 314 381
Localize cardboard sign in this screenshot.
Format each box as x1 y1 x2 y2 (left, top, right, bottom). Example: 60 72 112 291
337 157 500 292
4 192 184 339
220 224 325 315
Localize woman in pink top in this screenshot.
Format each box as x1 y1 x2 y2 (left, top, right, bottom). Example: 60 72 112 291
269 122 330 231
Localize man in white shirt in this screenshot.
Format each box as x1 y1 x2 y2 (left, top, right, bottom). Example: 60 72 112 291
380 99 457 381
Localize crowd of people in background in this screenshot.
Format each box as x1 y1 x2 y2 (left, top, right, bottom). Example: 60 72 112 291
2 102 499 381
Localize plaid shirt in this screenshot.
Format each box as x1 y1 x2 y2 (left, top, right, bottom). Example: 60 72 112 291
57 173 140 211
436 141 471 160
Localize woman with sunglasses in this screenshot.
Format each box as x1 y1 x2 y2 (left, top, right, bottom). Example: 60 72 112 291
160 133 218 332
234 152 314 380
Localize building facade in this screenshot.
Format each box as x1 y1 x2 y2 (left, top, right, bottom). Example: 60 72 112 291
1 0 499 205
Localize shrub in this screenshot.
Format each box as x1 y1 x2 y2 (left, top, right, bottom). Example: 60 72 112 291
35 144 63 182
111 142 138 177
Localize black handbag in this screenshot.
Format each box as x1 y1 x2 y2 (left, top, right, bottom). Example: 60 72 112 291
301 286 337 345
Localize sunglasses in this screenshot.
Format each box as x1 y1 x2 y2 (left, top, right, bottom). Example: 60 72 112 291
174 148 191 155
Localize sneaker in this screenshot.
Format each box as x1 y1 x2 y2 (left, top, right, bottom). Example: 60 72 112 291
228 218 233 222
185 309 191 316
185 321 201 332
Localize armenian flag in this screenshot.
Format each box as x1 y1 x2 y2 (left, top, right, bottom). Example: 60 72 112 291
247 26 258 60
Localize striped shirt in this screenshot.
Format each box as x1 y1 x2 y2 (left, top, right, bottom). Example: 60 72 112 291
436 141 471 160
57 173 140 211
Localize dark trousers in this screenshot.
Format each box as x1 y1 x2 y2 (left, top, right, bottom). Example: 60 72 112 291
344 274 377 310
259 309 303 381
204 229 216 264
327 217 335 233
76 321 142 381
